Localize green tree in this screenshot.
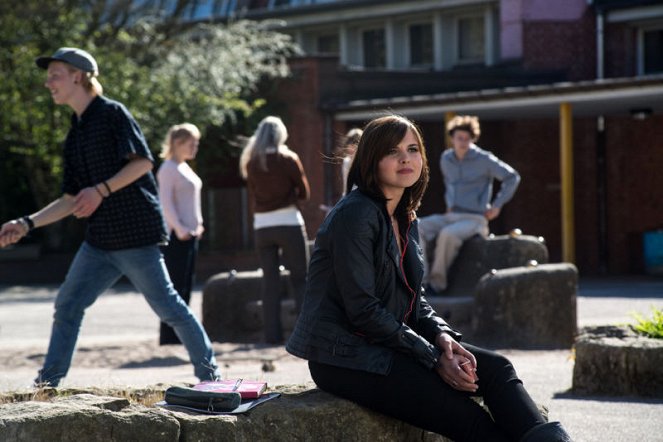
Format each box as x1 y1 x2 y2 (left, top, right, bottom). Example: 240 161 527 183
0 0 298 250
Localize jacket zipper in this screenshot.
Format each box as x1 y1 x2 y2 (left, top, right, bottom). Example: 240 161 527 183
399 219 417 323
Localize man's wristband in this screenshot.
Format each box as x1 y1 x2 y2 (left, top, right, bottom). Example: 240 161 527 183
101 181 112 196
20 216 34 231
94 185 106 199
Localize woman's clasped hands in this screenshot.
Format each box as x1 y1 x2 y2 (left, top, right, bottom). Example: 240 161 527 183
435 332 479 392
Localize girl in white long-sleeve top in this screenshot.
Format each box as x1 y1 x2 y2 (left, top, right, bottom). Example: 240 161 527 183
157 123 204 345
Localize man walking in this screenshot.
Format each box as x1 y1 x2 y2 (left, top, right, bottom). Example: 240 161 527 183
0 47 220 386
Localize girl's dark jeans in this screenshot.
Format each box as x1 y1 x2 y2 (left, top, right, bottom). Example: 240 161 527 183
255 224 309 343
309 343 545 441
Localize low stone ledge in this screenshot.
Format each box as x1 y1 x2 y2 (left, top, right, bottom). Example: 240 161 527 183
0 385 454 442
572 325 663 397
0 393 180 442
169 386 452 442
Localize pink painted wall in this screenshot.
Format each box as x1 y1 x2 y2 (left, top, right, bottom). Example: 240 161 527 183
501 0 524 59
500 0 589 60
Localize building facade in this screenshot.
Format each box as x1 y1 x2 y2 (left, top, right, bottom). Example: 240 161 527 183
198 0 663 275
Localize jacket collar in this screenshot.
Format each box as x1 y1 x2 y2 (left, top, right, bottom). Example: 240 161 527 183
353 189 424 292
386 217 424 293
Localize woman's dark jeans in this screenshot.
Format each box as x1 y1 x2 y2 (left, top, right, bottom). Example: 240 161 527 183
255 224 309 343
309 344 546 441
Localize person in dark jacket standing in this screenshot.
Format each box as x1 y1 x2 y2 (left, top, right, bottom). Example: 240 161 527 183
240 116 310 344
286 115 571 442
0 47 219 387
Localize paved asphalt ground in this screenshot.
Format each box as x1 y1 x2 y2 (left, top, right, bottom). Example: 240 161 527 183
0 276 662 441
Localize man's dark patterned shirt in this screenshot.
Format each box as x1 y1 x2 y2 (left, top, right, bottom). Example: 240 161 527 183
62 95 168 250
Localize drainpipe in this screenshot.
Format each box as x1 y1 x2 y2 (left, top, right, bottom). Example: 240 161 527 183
596 116 608 273
595 5 608 272
591 2 608 272
596 9 604 79
323 111 335 208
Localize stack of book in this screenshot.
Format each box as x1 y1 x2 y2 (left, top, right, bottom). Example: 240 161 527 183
193 379 267 399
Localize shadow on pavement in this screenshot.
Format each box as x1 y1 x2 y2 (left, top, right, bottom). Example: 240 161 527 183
119 356 189 369
553 389 663 405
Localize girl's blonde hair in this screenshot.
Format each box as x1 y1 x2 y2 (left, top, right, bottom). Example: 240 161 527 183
160 123 201 159
239 116 289 179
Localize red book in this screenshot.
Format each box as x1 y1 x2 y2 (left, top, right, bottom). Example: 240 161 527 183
193 379 267 399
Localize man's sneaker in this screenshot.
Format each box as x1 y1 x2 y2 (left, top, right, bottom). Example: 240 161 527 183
32 380 55 389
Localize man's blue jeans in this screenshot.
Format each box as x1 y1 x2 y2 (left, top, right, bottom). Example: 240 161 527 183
36 241 219 386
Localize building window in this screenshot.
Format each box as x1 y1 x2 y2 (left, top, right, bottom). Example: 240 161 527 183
643 29 663 73
409 23 433 67
317 34 339 54
270 0 293 8
362 28 386 68
457 16 484 62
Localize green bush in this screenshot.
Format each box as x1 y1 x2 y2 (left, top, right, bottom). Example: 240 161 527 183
0 1 299 251
630 307 663 339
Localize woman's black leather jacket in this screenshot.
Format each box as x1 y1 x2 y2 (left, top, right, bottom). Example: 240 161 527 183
286 189 462 375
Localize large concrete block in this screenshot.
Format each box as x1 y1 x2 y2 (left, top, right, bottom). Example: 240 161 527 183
472 263 578 348
573 326 663 397
445 233 549 296
244 298 299 332
202 270 291 343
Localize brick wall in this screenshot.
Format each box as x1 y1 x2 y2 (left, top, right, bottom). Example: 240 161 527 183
522 9 596 81
272 58 329 240
604 22 638 78
604 115 663 273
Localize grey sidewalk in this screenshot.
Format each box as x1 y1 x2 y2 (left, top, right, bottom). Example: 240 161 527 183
0 277 661 441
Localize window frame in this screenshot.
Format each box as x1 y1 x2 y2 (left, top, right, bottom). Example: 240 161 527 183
637 23 663 75
406 20 435 69
316 32 341 55
358 25 387 69
454 13 486 65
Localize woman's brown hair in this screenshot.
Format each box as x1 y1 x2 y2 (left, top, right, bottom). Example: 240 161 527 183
346 114 429 216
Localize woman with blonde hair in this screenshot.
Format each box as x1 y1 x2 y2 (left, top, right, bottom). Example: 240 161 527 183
157 123 204 345
240 116 310 344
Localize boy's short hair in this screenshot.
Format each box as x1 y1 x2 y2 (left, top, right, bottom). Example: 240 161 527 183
446 115 481 141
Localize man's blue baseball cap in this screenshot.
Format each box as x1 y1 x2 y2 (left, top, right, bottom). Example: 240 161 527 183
36 47 98 75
